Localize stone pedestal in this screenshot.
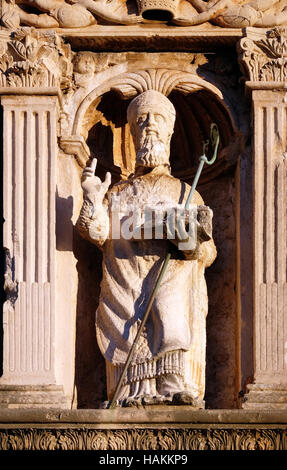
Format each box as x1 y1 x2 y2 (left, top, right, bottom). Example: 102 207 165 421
0 409 286 450
238 28 287 409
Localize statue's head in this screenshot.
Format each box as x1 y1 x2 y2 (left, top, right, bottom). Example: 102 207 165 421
127 90 176 170
73 52 96 74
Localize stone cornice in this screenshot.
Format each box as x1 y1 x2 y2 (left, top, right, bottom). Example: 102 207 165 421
0 409 286 450
59 26 243 52
0 86 61 96
0 408 287 424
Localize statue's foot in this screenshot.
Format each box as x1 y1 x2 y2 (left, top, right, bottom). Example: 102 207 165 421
142 394 173 405
100 392 204 408
99 400 111 409
124 395 144 407
172 391 205 408
100 396 158 408
123 394 173 406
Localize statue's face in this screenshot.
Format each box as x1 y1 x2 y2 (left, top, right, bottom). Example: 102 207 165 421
135 109 171 144
130 107 175 169
73 54 95 74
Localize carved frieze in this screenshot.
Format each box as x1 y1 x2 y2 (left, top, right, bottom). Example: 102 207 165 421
0 427 286 450
238 27 287 83
1 0 287 29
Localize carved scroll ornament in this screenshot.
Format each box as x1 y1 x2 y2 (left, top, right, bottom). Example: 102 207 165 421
0 427 286 450
0 28 72 89
238 27 287 82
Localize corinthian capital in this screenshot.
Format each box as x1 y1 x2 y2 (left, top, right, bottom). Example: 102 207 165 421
0 28 72 91
237 27 287 84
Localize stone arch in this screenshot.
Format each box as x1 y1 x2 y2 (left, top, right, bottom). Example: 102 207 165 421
72 67 237 137
71 67 241 184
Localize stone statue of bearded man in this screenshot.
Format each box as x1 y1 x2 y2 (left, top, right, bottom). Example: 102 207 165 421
77 90 216 407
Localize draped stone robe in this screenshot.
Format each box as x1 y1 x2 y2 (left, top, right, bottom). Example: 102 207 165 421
77 166 216 400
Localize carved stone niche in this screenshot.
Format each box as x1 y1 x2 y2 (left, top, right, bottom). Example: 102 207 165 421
60 58 247 409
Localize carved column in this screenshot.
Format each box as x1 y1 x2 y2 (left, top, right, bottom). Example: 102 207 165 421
0 30 72 408
238 27 287 409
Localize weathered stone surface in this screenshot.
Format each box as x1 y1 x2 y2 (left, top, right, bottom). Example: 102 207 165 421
175 0 287 28
0 410 286 450
1 408 287 424
243 385 287 409
0 386 68 409
60 26 242 52
1 0 286 29
0 13 286 418
1 426 287 450
67 50 245 409
76 89 217 405
202 174 238 409
238 27 287 84
239 37 287 407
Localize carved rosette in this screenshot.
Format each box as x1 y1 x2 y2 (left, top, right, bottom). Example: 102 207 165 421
238 27 287 83
0 28 72 90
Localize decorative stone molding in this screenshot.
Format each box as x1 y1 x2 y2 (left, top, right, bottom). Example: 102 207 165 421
0 409 286 449
0 28 72 92
110 67 221 99
137 0 179 20
238 27 287 85
1 0 287 30
0 385 68 409
71 63 225 137
57 56 236 171
0 427 286 450
243 385 287 410
61 26 242 53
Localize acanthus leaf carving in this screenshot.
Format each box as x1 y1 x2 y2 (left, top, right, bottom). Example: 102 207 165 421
0 427 287 450
238 27 287 83
0 28 72 90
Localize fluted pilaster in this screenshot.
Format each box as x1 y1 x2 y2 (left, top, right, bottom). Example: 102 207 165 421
0 29 72 408
2 96 57 385
253 91 287 385
238 28 287 408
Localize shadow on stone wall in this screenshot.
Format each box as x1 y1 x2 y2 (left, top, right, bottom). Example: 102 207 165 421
201 172 238 409
56 191 74 252
73 228 106 408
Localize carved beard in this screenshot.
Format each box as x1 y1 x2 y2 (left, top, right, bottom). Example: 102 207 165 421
136 134 170 168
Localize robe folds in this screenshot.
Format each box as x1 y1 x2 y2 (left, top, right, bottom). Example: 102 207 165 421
77 167 216 398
